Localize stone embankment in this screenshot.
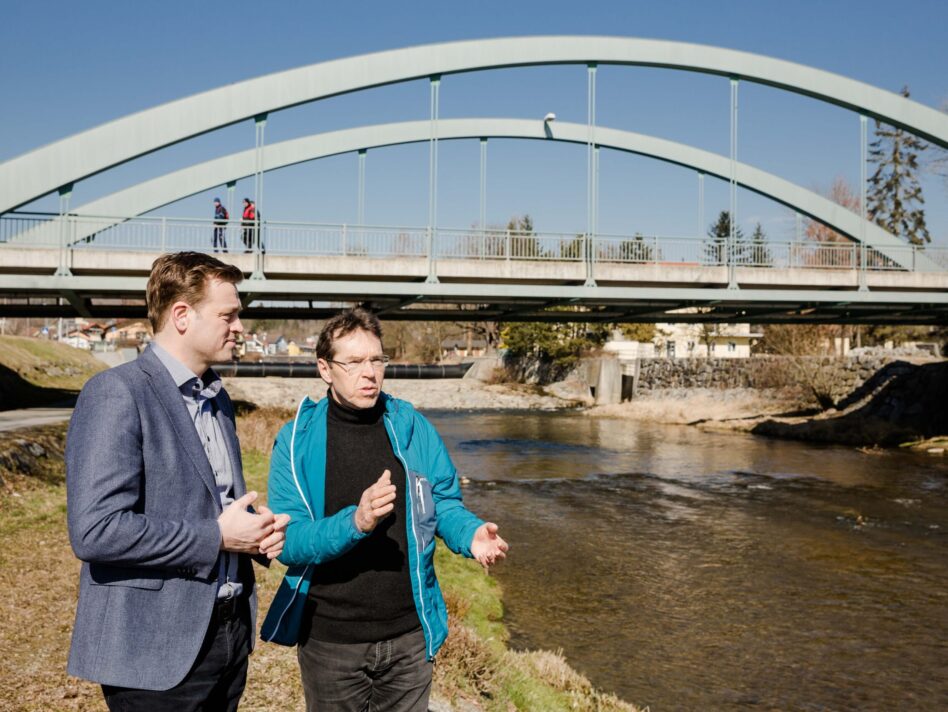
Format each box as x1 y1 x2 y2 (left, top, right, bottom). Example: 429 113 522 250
635 352 902 403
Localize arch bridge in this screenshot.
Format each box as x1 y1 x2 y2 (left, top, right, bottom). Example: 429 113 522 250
1 37 946 324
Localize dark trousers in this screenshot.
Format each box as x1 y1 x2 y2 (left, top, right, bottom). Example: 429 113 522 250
213 226 227 252
101 598 251 712
298 627 431 712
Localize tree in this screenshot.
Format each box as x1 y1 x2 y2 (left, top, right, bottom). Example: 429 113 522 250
757 324 839 409
867 87 931 246
805 178 859 243
618 323 656 342
703 211 744 265
749 222 772 266
500 310 611 370
507 214 546 259
618 233 655 263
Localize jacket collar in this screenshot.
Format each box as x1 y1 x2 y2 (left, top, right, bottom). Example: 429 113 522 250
137 345 224 508
295 391 415 445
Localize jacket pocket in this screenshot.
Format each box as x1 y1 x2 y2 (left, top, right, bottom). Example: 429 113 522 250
89 563 165 590
408 470 436 550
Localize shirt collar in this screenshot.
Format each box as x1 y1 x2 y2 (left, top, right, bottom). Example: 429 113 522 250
150 343 221 397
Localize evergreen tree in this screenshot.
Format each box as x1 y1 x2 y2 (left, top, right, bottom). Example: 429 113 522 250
749 222 772 266
618 232 655 262
867 87 931 246
507 214 546 258
703 211 744 265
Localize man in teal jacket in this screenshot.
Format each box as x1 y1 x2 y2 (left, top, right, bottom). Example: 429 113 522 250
261 307 508 711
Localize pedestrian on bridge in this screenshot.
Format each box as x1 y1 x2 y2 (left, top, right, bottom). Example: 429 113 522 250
241 198 256 252
213 197 229 253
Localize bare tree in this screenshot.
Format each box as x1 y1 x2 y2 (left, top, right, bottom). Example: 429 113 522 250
758 324 839 409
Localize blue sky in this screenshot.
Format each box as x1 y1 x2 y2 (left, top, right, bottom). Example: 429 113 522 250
2 0 946 244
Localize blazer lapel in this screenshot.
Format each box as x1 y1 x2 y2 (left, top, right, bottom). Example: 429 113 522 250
214 395 246 499
137 348 221 509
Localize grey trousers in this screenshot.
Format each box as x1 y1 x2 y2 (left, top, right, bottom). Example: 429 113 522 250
298 627 432 712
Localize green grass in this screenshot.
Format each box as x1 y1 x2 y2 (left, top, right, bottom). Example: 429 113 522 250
0 335 106 390
0 335 107 410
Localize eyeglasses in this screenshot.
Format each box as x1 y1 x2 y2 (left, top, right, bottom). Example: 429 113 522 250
329 355 390 374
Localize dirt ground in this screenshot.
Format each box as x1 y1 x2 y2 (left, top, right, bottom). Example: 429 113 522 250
587 388 805 428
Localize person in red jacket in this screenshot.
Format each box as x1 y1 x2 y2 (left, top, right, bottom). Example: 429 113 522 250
241 198 256 253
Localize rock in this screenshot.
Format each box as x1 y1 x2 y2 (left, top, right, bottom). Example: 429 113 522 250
544 376 594 406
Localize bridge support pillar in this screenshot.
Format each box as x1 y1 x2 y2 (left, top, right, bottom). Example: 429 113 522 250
251 113 268 281
54 184 73 277
426 76 441 284
859 114 869 291
727 77 739 290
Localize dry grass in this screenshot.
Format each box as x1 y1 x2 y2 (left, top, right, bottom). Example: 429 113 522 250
0 336 106 391
0 429 642 712
233 405 294 455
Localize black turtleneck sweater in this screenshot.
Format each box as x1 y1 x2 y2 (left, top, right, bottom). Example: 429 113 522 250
301 392 419 644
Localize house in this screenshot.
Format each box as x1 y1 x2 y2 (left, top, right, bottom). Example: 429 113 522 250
106 320 151 347
604 321 762 360
61 330 98 350
653 322 762 359
440 335 488 360
239 333 266 356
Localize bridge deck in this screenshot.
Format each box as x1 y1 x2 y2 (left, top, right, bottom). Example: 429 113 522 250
1 245 946 324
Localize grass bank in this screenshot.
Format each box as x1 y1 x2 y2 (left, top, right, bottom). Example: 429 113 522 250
0 416 640 711
0 336 106 410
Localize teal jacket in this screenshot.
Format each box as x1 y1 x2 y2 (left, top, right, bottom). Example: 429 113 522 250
260 393 484 659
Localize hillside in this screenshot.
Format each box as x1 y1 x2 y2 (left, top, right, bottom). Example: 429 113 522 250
0 336 106 410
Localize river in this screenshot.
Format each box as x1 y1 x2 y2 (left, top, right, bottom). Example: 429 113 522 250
427 410 948 711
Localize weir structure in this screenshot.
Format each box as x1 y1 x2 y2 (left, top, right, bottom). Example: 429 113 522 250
1 37 946 324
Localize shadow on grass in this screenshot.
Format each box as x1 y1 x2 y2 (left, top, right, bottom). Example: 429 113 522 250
0 363 79 411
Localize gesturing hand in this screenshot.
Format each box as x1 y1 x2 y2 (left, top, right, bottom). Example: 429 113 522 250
355 469 397 533
470 522 509 571
255 505 291 559
218 491 275 554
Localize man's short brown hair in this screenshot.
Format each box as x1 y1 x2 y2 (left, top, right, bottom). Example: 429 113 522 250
316 307 383 361
146 252 243 332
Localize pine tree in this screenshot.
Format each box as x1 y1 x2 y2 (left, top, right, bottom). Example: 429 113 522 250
867 86 931 246
703 211 744 265
749 222 772 266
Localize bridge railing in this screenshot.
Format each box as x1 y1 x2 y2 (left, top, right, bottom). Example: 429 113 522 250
2 212 946 274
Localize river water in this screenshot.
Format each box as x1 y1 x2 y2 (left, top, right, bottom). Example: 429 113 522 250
427 410 948 711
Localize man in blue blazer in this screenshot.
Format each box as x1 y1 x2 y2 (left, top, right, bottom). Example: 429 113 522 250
66 252 288 711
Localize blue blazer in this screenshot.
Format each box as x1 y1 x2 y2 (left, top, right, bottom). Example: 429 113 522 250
65 346 257 690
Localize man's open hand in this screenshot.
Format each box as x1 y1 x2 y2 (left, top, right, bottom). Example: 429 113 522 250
355 469 396 533
471 522 508 571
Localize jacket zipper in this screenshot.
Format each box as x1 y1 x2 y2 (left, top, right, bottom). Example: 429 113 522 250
385 413 434 659
416 479 426 514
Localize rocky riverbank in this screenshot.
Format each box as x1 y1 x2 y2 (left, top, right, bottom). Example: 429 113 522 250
589 360 948 450
223 376 578 411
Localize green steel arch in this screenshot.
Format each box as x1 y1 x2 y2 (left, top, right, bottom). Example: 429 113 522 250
2 36 947 215
17 118 934 271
